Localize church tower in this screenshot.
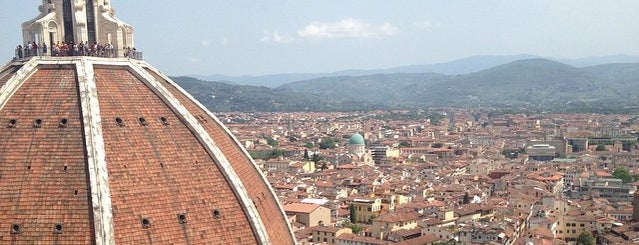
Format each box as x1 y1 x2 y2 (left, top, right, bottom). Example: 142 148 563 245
2 1 296 244
22 0 134 53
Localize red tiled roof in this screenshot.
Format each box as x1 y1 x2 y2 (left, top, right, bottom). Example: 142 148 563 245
337 233 390 245
595 170 613 177
374 211 420 223
284 203 321 214
395 234 441 245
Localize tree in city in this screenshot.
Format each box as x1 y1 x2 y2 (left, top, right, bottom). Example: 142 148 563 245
577 230 595 245
319 138 339 149
595 143 606 151
613 167 633 184
311 153 326 171
269 149 285 159
349 204 357 224
305 142 314 149
266 137 278 147
312 154 323 164
399 141 412 148
345 222 362 234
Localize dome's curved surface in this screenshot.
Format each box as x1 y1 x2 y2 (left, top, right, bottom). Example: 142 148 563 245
349 132 365 145
0 57 297 244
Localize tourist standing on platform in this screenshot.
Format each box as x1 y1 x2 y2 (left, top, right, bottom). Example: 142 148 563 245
28 42 34 57
16 45 23 58
52 43 59 56
73 42 79 56
78 42 85 56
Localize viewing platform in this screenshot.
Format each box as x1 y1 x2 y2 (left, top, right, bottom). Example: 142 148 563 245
12 48 143 62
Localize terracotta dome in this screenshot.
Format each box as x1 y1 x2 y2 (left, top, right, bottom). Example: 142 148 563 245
0 1 296 244
0 56 296 245
0 56 296 244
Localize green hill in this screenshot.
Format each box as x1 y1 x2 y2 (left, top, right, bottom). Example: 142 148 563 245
413 59 605 108
171 76 379 112
583 63 639 83
173 59 639 113
279 73 445 107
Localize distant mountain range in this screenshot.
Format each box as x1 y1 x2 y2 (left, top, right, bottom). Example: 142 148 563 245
174 57 639 113
189 54 639 88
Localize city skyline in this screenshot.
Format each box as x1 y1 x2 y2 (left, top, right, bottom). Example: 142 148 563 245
2 0 639 76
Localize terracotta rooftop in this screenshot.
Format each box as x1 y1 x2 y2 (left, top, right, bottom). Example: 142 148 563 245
337 233 390 245
395 234 440 245
284 203 322 214
374 211 421 223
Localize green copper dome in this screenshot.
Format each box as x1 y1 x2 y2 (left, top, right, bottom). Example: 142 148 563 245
349 132 365 145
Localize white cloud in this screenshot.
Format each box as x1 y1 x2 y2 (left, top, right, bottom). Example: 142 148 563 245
413 21 441 30
260 30 295 43
297 18 400 39
200 40 211 47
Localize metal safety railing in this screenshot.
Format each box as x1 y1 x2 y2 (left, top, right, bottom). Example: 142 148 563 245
13 47 143 61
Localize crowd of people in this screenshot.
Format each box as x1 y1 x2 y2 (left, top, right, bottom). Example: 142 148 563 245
14 41 140 60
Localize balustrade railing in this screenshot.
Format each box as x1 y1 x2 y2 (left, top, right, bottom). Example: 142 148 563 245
13 47 143 61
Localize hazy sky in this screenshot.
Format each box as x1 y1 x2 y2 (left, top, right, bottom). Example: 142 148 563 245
2 1 639 76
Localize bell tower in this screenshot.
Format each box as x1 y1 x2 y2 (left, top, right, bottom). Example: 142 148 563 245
22 0 134 51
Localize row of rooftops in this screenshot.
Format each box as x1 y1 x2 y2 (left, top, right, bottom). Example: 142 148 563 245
218 111 639 244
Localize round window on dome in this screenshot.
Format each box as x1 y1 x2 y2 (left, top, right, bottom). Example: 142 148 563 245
10 224 21 234
7 119 17 128
138 117 148 126
115 118 125 127
53 223 63 234
141 218 151 228
177 213 187 224
59 118 68 128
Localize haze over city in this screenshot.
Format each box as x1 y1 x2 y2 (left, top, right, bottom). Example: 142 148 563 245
2 0 639 77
